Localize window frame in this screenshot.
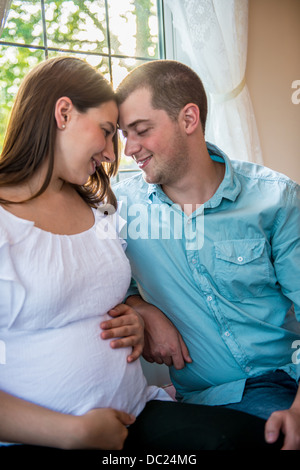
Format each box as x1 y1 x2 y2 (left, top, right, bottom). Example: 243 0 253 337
0 0 166 80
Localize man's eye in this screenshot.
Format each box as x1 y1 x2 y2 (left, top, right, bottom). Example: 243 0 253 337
137 129 148 135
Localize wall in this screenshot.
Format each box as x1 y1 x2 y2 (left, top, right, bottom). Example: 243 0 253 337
246 0 300 182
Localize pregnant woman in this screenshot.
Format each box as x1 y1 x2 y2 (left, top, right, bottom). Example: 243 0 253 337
0 56 170 451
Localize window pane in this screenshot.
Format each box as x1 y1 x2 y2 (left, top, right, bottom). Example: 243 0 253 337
44 0 108 53
1 0 44 46
0 45 44 150
108 0 159 59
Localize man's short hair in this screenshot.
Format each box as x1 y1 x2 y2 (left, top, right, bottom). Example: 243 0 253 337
116 60 208 133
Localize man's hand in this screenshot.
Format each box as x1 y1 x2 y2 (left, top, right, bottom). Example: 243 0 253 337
126 296 192 370
265 403 300 450
100 304 144 363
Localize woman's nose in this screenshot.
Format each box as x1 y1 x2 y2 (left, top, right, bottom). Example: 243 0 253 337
102 139 115 163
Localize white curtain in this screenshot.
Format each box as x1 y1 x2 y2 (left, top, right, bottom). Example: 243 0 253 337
0 0 12 36
165 0 263 163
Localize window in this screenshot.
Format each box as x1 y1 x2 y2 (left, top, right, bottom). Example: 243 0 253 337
0 0 166 179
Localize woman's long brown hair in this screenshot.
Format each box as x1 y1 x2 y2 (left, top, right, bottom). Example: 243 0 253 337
0 56 119 208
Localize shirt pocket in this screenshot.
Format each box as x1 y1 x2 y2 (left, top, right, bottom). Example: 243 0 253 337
214 238 269 301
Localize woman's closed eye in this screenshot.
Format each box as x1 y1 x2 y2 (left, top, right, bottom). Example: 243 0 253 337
102 128 111 137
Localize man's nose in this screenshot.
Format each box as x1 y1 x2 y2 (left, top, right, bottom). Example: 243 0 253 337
124 137 141 158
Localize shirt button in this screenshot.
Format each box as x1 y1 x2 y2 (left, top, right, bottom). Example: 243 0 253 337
192 258 197 264
237 256 244 262
224 331 230 337
207 295 213 301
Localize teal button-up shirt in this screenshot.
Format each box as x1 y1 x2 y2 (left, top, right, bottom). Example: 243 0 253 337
113 143 300 406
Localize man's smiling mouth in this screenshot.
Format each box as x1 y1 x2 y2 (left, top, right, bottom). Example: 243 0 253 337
135 155 153 169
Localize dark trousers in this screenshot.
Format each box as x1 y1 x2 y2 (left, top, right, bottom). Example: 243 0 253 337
124 400 283 451
0 400 283 460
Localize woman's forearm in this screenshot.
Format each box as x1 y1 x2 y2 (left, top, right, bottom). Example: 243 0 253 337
0 390 135 450
0 390 77 449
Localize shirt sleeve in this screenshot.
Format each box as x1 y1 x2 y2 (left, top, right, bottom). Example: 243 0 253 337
271 182 300 320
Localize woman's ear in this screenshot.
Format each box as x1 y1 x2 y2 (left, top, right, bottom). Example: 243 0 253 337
180 103 200 135
54 96 73 130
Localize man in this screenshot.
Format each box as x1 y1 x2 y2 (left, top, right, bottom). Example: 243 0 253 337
109 60 300 449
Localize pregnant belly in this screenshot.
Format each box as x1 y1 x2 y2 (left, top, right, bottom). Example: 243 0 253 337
0 316 150 416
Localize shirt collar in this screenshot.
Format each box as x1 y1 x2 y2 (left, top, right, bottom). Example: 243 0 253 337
147 141 241 208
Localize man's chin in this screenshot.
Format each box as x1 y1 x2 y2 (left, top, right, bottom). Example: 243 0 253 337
142 172 158 185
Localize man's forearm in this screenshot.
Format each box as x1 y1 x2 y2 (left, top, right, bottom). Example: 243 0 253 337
125 295 191 369
125 295 151 322
126 294 146 308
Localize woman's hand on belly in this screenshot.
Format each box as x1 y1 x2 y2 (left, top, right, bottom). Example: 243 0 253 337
100 303 144 362
72 408 136 450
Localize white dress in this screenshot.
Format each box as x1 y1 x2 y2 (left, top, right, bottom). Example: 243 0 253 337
0 204 170 422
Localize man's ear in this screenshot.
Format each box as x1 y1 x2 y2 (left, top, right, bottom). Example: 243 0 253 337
180 103 200 135
54 96 73 130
